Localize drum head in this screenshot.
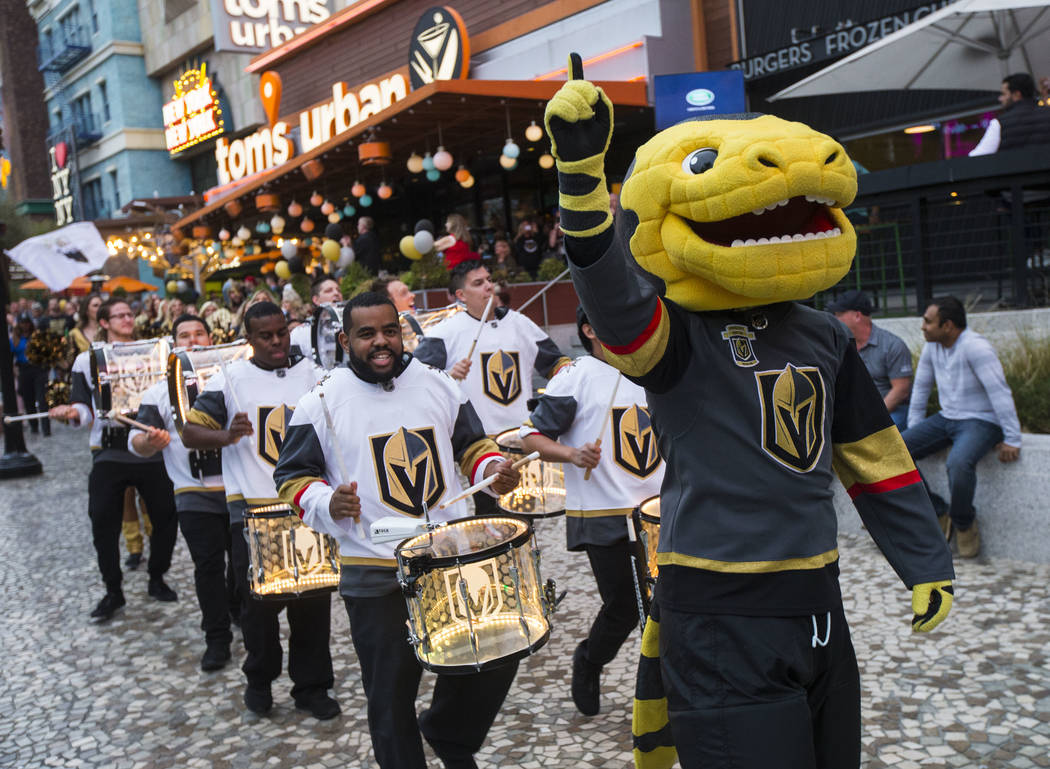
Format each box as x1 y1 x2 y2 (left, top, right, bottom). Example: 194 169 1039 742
94 338 170 415
312 303 346 370
637 495 661 524
397 516 532 567
168 341 250 430
494 428 525 455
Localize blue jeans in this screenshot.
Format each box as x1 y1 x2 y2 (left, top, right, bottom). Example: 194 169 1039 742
889 405 909 431
900 413 1003 530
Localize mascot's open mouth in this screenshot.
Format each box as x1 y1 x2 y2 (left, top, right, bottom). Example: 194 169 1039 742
688 196 841 248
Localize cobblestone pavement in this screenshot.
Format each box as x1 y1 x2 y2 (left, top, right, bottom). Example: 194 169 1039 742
2 430 1050 769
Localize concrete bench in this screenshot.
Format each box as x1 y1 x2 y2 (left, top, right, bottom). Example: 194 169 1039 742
834 433 1050 563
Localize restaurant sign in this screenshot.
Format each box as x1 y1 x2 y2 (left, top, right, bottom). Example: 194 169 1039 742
163 65 224 154
210 0 333 54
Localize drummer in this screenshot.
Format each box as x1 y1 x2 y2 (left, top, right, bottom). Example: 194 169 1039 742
274 291 522 769
49 297 180 622
521 307 664 717
289 275 343 362
415 259 571 512
181 302 339 720
126 314 236 672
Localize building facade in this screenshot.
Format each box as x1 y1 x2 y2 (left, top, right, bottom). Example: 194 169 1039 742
30 0 193 224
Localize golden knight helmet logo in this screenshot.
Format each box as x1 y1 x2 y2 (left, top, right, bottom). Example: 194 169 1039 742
755 364 826 472
370 426 446 516
611 404 662 478
481 349 522 405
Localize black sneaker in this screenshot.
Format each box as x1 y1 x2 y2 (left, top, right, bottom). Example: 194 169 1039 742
90 591 126 622
147 578 177 602
125 552 143 569
571 644 602 716
244 685 273 715
294 691 341 720
200 642 232 672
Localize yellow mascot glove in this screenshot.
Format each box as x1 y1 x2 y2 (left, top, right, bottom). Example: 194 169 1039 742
543 53 615 240
911 581 954 632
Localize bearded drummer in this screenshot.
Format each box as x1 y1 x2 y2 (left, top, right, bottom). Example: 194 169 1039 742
180 301 339 720
415 259 571 514
521 307 665 717
126 314 236 672
49 297 179 622
274 292 522 769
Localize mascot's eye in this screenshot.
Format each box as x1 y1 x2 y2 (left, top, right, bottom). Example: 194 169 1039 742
681 148 718 175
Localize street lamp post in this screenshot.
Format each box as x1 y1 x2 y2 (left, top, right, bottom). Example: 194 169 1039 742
0 248 43 478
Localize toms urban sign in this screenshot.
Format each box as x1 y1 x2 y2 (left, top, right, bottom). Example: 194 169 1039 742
210 0 332 54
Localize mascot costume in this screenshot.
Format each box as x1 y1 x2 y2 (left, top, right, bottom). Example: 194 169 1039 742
544 55 955 769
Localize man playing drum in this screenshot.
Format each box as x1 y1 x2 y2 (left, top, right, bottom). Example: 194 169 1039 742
49 298 179 622
415 259 571 513
290 275 344 363
127 314 237 672
521 307 664 716
274 292 522 769
181 302 339 720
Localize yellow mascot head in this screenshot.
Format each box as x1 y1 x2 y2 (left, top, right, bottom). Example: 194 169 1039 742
620 114 858 311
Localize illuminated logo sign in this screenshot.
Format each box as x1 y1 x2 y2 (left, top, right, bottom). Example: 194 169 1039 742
408 6 470 89
299 76 408 152
210 0 332 54
163 64 224 154
686 88 715 107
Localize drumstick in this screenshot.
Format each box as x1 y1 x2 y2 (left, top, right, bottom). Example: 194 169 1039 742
464 294 495 361
218 356 245 414
4 412 51 423
437 451 539 510
318 391 361 536
112 413 157 433
583 374 622 481
625 512 649 633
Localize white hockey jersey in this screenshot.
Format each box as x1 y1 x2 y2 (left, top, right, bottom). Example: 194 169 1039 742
524 355 664 549
414 306 570 435
129 380 225 513
186 355 322 518
274 359 502 581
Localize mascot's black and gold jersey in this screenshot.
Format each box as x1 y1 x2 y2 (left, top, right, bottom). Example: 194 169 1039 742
186 355 322 522
554 110 954 616
273 358 502 597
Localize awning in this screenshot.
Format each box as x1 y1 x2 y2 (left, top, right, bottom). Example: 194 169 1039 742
174 77 648 232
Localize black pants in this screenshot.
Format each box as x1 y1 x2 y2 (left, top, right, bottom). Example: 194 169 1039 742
178 509 234 645
580 540 639 666
343 590 519 769
230 522 334 698
87 460 177 592
16 364 49 434
659 605 860 769
473 490 499 516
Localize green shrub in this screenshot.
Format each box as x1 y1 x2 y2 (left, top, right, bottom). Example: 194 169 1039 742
290 274 311 304
406 252 449 289
1001 332 1050 434
537 257 569 282
339 261 374 297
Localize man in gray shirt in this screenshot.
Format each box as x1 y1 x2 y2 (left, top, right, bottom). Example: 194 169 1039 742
828 290 912 430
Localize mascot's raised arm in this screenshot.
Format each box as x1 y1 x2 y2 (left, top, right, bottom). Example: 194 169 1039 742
546 54 955 769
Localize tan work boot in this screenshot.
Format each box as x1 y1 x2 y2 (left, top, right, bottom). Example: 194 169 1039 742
937 514 952 541
956 522 981 558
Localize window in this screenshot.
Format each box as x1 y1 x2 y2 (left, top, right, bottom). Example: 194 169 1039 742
87 0 98 33
72 92 92 126
83 178 105 220
42 27 53 60
59 6 81 42
109 169 119 208
52 108 64 132
98 80 110 122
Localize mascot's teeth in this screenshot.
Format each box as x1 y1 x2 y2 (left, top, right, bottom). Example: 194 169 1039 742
751 207 766 216
729 227 843 247
804 195 837 206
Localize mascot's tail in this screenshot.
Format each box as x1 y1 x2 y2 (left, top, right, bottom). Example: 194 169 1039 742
632 601 678 769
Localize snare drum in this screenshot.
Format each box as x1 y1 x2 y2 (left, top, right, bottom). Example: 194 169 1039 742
243 503 340 599
167 341 251 431
91 338 171 416
396 515 554 673
311 302 346 370
631 495 660 605
494 429 566 518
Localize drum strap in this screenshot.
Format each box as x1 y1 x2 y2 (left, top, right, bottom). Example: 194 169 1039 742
188 449 222 479
100 425 131 450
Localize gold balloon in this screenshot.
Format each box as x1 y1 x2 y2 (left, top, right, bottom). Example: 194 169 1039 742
399 235 422 261
275 260 292 279
321 239 341 261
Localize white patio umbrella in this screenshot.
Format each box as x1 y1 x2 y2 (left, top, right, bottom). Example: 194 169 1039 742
771 0 1050 100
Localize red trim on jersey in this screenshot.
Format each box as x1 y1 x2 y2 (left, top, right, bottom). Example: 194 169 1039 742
294 479 330 515
471 452 503 484
847 469 922 499
603 302 663 355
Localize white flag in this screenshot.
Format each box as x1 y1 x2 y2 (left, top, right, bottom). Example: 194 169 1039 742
5 221 110 291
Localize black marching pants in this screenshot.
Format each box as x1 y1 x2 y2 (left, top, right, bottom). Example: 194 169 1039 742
580 540 640 666
659 604 861 769
230 521 334 698
16 364 49 434
343 589 519 769
87 460 177 591
178 509 234 645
